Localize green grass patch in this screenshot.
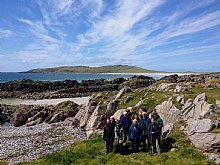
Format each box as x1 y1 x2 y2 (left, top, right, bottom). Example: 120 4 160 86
18 129 216 165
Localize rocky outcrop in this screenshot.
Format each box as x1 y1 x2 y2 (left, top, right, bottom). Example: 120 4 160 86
9 101 79 127
161 73 220 84
155 100 181 126
75 101 98 128
120 76 156 89
0 76 155 99
75 99 119 137
182 93 214 123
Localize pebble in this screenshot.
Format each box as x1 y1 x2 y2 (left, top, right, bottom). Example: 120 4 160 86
0 122 87 165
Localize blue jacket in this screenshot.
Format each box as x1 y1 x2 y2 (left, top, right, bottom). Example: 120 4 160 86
139 118 151 136
120 116 132 132
128 124 141 142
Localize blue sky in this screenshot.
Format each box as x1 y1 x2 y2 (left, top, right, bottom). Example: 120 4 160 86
0 0 220 72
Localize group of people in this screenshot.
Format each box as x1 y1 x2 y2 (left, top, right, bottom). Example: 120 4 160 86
103 108 163 154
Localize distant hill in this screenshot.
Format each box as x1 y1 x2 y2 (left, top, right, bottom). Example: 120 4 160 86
25 65 161 74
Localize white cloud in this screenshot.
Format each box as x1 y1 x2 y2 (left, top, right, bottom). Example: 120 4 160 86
0 28 13 38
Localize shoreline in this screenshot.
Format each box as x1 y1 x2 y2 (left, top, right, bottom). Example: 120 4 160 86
0 97 90 106
100 72 199 76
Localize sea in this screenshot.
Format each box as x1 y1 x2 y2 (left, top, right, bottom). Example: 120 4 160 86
0 72 165 83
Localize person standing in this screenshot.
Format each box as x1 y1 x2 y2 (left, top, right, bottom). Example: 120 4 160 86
120 111 132 142
148 117 161 154
114 121 124 154
139 112 151 151
128 119 141 153
103 119 115 153
155 112 163 151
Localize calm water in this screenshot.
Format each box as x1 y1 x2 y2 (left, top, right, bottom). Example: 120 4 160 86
0 72 164 83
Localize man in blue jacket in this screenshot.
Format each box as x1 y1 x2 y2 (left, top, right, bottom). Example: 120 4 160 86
120 111 132 142
128 119 141 153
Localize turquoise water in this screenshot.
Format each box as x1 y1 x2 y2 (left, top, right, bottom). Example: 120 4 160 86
0 72 163 83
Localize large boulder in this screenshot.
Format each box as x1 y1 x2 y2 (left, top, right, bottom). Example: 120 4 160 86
187 133 220 154
185 119 213 135
155 100 181 126
10 106 39 127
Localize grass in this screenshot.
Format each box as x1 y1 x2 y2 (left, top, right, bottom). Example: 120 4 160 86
17 128 216 165
0 161 7 165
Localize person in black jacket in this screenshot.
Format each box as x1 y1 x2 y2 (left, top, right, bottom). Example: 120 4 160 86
103 119 115 153
148 117 161 154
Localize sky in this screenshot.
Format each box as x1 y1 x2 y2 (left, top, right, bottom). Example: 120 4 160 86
0 0 220 72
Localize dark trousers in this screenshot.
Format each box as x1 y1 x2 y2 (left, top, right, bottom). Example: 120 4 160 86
141 135 147 150
150 134 161 153
123 130 129 142
131 140 140 153
115 143 123 154
106 139 113 153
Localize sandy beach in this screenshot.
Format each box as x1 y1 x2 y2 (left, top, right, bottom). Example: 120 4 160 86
101 72 199 76
0 97 90 106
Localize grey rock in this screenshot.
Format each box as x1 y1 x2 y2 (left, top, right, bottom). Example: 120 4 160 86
156 83 172 92
114 87 130 101
174 85 187 92
188 133 220 153
171 148 177 152
185 119 213 135
155 100 181 126
182 93 214 122
176 95 184 104
48 114 59 124
64 117 79 126
75 101 98 128
204 153 220 164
